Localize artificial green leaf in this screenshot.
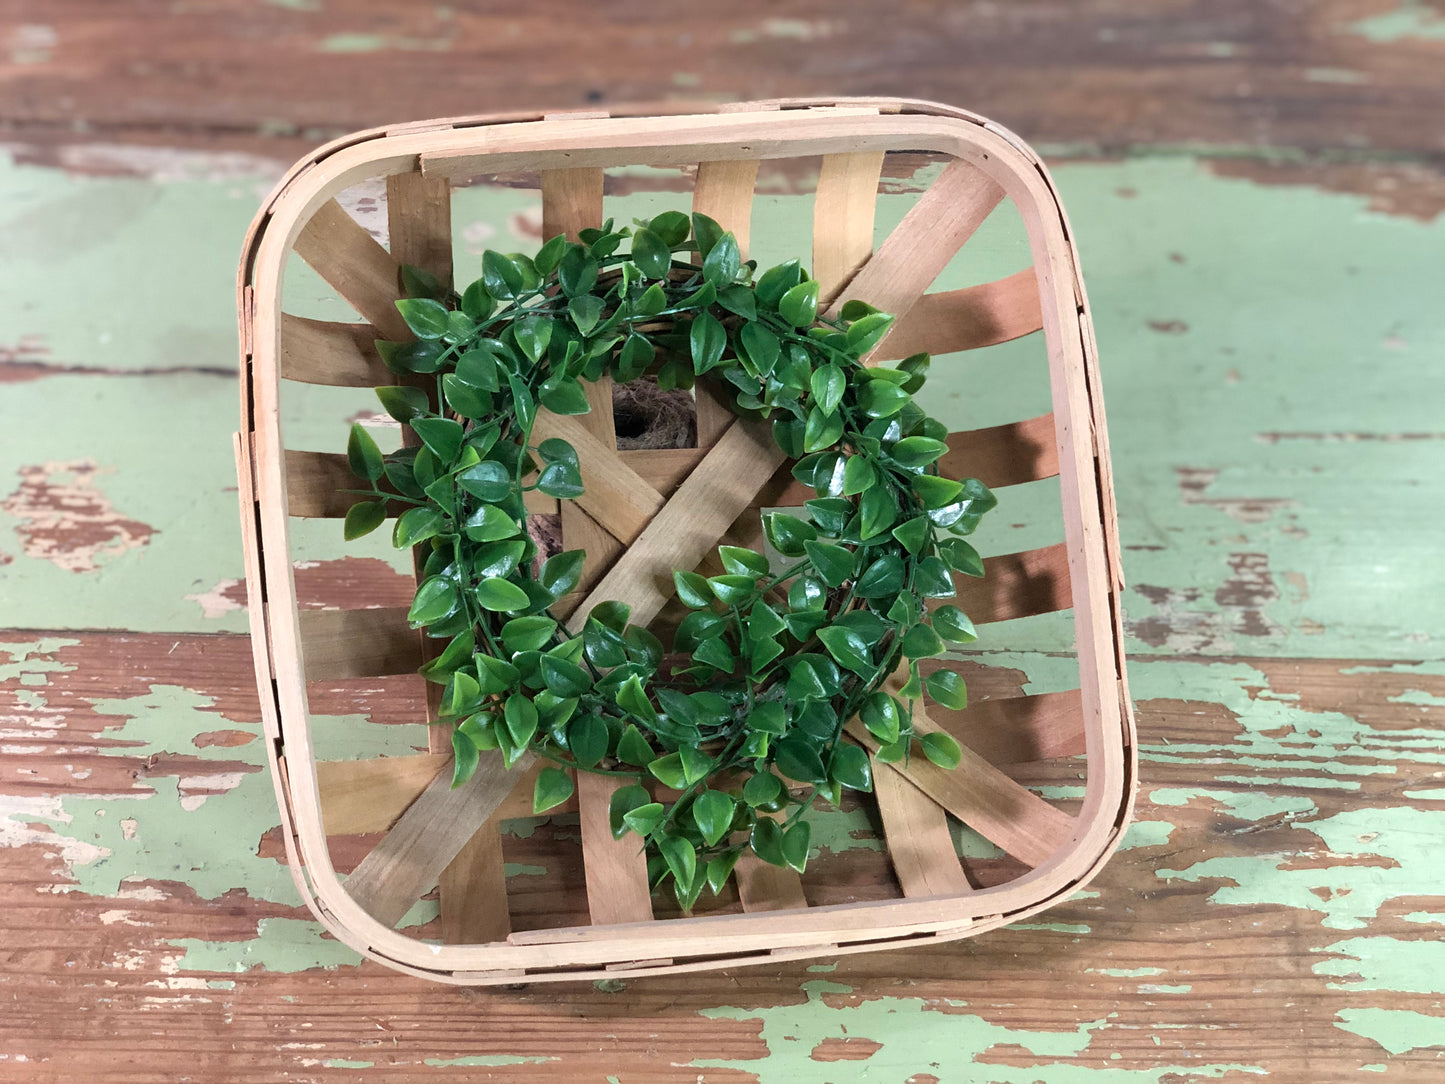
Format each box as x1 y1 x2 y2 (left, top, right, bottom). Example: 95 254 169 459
616 724 655 768
539 654 591 698
932 605 978 644
925 668 968 710
688 311 726 374
691 211 724 259
817 625 873 676
461 279 494 322
630 226 671 279
764 513 816 557
708 574 757 606
860 691 901 744
858 487 897 540
692 636 735 673
901 622 945 659
740 322 781 375
857 380 910 419
803 406 844 453
647 752 687 790
839 298 878 322
623 801 666 837
534 233 568 276
891 436 949 467
808 363 845 418
774 735 827 783
475 653 521 695
749 817 785 867
347 424 385 481
609 784 653 837
920 730 963 770
891 515 931 555
411 417 465 462
706 851 742 894
463 504 520 542
395 297 450 339
502 615 557 653
829 743 872 791
375 385 431 423
566 713 608 768
567 293 604 336
673 570 713 609
787 576 826 613
456 461 513 503
394 506 447 548
660 835 697 890
804 539 854 588
441 670 481 718
841 454 876 497
539 550 585 597
743 771 785 809
914 555 956 598
913 474 964 510
634 281 667 318
747 703 787 736
442 373 492 418
482 249 524 300
616 673 657 722
504 693 538 746
691 790 735 847
528 766 572 814
513 315 553 364
617 331 654 380
781 821 811 873
450 727 480 788
845 311 895 354
476 576 530 612
702 232 740 286
344 499 387 541
754 259 802 309
778 279 820 328
854 554 906 598
718 546 769 577
938 537 985 578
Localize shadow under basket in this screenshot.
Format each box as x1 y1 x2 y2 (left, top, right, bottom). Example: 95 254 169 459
235 98 1138 985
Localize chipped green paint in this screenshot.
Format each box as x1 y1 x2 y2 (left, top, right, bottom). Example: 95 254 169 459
422 1055 554 1067
1150 786 1317 823
1088 967 1166 978
1346 2 1445 42
1314 936 1445 993
1117 821 1175 849
1010 922 1092 935
1403 911 1445 924
1336 1008 1445 1056
1389 688 1445 706
1400 788 1445 800
169 917 359 973
324 1061 375 1070
317 32 451 52
1159 805 1445 930
696 980 1265 1083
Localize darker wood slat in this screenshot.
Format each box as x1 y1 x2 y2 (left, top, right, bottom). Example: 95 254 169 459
875 269 1044 360
915 684 1087 766
298 607 421 681
948 541 1072 625
279 314 393 387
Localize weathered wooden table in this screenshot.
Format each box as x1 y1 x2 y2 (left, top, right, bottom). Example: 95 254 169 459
2 4 1442 1080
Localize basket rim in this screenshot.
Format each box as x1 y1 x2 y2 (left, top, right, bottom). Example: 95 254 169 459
236 96 1138 984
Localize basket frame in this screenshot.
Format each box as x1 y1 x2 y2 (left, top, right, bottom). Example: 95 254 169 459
236 97 1137 984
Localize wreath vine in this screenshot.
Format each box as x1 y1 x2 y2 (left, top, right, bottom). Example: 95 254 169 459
342 210 996 907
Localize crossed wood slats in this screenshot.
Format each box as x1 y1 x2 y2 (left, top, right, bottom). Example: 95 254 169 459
279 136 1085 941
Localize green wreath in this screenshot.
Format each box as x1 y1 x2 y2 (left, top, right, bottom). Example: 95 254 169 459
342 210 996 907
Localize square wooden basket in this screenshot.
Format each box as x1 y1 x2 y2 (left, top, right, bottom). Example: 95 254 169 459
235 98 1137 984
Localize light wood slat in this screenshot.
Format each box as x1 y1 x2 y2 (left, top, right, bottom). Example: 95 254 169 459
846 687 1074 868
692 159 759 256
564 416 787 634
617 446 707 496
293 198 410 342
555 505 624 624
317 754 450 836
285 449 389 518
947 541 1072 625
576 771 654 926
914 686 1087 767
813 150 886 304
298 607 421 681
875 269 1044 360
531 413 665 547
540 166 605 244
872 758 973 897
692 159 759 444
823 159 1005 333
344 749 534 928
385 172 453 287
317 757 577 837
439 829 511 943
279 315 393 387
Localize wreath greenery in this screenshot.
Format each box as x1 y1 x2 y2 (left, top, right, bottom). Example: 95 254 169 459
341 210 996 907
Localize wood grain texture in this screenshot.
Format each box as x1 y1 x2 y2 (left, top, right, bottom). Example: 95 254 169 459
292 198 409 342
876 269 1045 359
278 314 392 387
575 771 654 927
873 759 975 898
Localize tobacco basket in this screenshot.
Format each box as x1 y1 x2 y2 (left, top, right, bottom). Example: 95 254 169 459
235 97 1137 984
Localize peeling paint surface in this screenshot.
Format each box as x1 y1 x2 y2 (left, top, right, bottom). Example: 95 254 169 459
4 35 1445 1077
